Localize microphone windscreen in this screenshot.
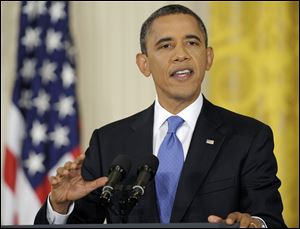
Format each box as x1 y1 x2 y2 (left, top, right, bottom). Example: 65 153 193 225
110 154 131 174
138 154 159 174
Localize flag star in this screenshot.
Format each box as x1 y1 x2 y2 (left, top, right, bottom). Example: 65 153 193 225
23 151 45 176
50 125 70 148
21 27 41 51
55 95 75 119
46 29 63 53
19 90 33 109
35 1 47 15
22 1 36 21
62 63 75 88
30 120 47 146
39 60 57 84
64 41 76 61
33 90 50 115
20 58 36 81
23 1 47 21
49 1 66 23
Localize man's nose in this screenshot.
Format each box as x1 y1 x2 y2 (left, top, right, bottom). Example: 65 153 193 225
172 45 191 62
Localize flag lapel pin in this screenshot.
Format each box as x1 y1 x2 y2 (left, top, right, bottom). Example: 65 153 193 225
206 139 214 145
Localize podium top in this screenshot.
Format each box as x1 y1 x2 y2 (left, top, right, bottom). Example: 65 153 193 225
2 223 239 228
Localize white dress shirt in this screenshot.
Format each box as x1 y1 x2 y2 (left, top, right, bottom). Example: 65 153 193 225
153 93 203 160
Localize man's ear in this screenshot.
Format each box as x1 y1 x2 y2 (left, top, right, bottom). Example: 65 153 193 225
205 47 214 71
136 53 151 77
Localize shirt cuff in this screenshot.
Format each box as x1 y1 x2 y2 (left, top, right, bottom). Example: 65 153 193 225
251 216 268 228
46 194 74 224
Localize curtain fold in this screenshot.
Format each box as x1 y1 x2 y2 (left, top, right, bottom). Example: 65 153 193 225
208 2 299 227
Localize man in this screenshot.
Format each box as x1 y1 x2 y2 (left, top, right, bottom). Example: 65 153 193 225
35 4 286 228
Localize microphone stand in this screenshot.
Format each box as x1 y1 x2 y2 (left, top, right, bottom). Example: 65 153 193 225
100 185 138 224
119 199 130 223
119 191 140 224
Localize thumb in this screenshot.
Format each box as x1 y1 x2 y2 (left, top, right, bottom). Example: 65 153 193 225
208 215 224 224
85 177 108 193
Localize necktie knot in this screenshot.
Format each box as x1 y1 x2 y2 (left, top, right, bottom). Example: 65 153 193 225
167 116 184 134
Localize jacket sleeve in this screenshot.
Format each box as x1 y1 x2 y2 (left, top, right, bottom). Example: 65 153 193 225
240 124 286 228
34 201 49 224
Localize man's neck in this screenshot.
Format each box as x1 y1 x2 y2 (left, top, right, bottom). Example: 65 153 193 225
157 93 200 115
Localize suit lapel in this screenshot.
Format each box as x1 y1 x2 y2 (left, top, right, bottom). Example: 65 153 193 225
171 98 226 222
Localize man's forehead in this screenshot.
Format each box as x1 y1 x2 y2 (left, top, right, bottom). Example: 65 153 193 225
150 14 200 32
147 14 203 41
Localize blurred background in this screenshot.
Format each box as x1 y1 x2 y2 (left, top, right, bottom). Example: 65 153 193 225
1 1 299 227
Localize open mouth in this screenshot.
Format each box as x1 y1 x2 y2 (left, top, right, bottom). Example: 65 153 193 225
170 69 194 80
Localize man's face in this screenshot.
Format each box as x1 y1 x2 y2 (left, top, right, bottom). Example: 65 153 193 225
137 14 213 109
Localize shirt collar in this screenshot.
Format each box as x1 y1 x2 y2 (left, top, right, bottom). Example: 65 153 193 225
154 93 203 132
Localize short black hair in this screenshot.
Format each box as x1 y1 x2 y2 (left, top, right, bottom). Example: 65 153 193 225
140 4 208 55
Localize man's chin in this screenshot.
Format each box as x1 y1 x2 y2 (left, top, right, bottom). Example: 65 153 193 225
171 92 200 103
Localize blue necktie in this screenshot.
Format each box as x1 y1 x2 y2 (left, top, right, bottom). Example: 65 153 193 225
155 116 184 223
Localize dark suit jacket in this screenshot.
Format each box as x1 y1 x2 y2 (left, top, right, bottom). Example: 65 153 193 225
35 97 286 227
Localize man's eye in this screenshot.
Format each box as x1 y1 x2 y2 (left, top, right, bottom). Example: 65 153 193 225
188 41 199 46
159 44 171 49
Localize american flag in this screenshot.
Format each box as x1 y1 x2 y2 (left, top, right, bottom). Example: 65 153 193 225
2 1 80 225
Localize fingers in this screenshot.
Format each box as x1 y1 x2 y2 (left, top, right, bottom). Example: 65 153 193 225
65 154 85 170
49 174 66 187
208 215 224 224
54 154 85 177
209 212 257 228
95 176 109 187
225 212 256 228
49 175 58 185
226 212 243 225
249 222 257 228
238 213 251 228
85 177 109 193
50 168 66 187
249 218 263 228
74 153 85 167
63 161 79 175
57 166 69 176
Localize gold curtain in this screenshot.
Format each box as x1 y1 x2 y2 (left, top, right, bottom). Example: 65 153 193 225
208 2 299 227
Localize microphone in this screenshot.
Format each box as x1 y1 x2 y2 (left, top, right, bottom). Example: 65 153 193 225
128 154 159 205
100 154 131 204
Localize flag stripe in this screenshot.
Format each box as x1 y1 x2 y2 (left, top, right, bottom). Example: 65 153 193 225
35 177 51 204
4 147 18 192
6 105 25 158
71 146 81 158
15 169 41 224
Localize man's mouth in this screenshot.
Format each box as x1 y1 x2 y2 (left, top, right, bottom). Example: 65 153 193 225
170 69 194 80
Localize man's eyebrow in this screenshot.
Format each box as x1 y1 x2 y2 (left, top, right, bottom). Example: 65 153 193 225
155 37 173 47
155 35 202 47
185 34 201 42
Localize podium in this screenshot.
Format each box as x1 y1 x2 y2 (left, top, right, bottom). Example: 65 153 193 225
1 223 239 228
